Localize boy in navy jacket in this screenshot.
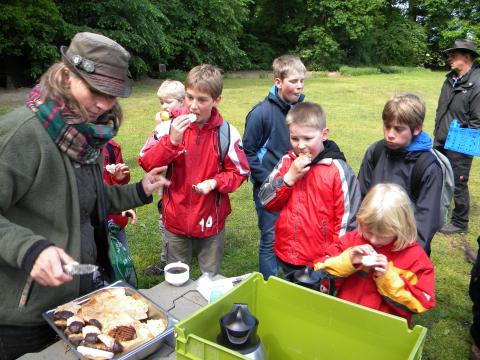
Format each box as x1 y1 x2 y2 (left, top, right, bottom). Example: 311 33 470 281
242 55 306 279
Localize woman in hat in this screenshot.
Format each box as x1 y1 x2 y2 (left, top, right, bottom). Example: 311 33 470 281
433 38 480 236
0 32 169 359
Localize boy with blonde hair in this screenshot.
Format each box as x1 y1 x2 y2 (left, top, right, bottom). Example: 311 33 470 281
358 93 445 255
313 183 435 325
243 54 306 279
139 64 250 274
259 102 361 275
155 79 185 123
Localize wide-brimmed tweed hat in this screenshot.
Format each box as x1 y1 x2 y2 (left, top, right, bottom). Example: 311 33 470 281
61 32 132 97
444 39 479 58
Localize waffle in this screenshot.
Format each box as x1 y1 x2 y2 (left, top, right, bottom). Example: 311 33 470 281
108 325 136 342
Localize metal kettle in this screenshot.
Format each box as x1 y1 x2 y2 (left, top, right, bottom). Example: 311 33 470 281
216 303 267 360
288 266 336 294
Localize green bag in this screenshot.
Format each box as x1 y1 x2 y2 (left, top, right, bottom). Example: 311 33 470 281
107 221 138 288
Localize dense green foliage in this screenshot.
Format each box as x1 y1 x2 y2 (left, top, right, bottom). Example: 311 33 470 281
0 0 65 84
0 0 479 84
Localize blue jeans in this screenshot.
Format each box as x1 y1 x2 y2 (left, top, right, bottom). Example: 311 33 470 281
254 187 279 279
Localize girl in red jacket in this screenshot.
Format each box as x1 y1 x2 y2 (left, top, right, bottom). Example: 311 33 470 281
103 140 137 248
314 183 435 324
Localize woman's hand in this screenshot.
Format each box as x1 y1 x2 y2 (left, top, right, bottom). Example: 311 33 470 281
30 247 76 287
141 166 171 196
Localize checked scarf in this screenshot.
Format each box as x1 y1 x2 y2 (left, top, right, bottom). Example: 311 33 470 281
26 86 118 164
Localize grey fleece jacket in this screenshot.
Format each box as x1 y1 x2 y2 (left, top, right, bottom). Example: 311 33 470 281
0 106 150 326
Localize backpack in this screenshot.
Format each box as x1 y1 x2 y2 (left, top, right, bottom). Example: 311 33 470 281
217 120 231 169
371 140 454 225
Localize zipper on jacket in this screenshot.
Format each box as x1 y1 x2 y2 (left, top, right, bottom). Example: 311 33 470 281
290 177 305 261
19 277 33 308
322 220 327 244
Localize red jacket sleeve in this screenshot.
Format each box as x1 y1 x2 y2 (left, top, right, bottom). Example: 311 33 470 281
138 134 185 172
258 154 293 211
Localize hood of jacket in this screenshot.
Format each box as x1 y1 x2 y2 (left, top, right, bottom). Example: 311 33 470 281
267 85 305 113
405 130 433 152
385 131 432 161
312 140 346 164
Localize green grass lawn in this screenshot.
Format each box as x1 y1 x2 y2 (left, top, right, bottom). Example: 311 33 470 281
1 70 479 359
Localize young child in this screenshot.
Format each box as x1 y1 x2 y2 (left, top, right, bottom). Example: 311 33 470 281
242 54 306 279
103 140 137 248
358 93 444 255
141 79 185 275
313 183 435 325
141 79 186 158
259 102 361 275
138 64 250 274
155 79 185 123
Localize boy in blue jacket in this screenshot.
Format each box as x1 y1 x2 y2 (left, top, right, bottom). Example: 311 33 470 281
242 55 306 279
358 93 444 255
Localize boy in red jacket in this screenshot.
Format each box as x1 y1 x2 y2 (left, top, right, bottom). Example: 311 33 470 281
259 102 361 275
138 64 250 274
314 183 435 324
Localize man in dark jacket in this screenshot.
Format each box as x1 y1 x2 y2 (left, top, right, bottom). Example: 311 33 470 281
434 39 480 234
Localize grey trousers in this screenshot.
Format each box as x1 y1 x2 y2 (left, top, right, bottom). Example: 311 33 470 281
164 228 225 274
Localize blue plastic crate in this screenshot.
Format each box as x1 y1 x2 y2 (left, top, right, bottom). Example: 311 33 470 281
445 120 480 157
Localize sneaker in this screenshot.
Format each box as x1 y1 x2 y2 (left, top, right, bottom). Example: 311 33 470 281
143 262 166 276
470 344 480 360
439 223 468 235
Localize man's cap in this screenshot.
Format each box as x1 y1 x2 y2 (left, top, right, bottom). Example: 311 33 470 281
444 39 479 58
61 32 132 98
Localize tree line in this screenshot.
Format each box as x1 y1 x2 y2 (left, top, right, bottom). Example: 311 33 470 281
1 0 479 86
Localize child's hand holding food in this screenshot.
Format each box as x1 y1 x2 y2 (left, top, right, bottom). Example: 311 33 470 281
349 244 376 266
283 153 312 186
193 179 217 195
372 254 389 277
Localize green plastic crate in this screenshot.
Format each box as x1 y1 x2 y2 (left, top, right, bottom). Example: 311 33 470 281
175 272 427 359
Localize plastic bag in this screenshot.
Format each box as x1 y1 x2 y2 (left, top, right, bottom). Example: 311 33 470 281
107 220 138 288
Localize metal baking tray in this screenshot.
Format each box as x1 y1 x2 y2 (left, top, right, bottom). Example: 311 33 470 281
43 280 176 360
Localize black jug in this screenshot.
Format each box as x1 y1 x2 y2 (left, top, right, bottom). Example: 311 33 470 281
216 304 266 360
288 266 336 294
